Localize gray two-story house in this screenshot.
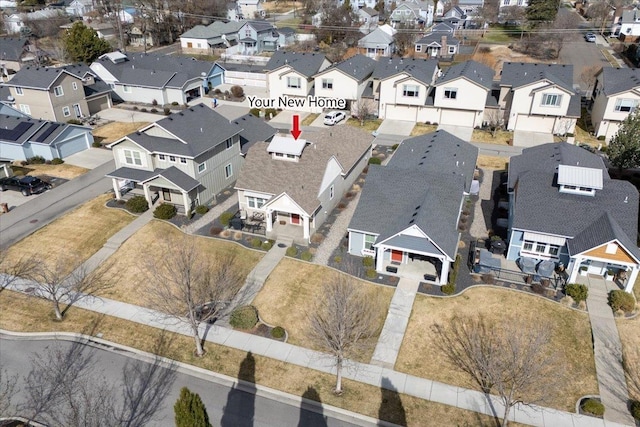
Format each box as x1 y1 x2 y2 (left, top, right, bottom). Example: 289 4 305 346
238 20 280 54
106 104 243 213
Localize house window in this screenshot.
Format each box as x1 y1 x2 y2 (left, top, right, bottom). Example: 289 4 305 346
541 93 562 107
54 85 64 97
364 234 376 250
247 196 267 208
448 46 456 54
415 44 422 52
15 87 23 96
123 85 132 93
158 154 166 161
226 139 233 150
180 157 187 164
225 163 232 178
548 245 560 256
322 78 333 89
503 0 509 4
72 82 78 90
123 149 142 166
523 241 534 251
444 88 457 99
614 98 638 112
286 154 295 159
19 104 30 115
62 106 71 117
535 243 546 253
169 155 176 162
517 0 524 4
330 184 335 200
109 83 115 89
403 84 419 97
287 76 301 89
198 162 206 173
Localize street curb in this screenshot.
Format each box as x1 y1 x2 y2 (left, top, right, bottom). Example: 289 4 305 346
0 329 401 427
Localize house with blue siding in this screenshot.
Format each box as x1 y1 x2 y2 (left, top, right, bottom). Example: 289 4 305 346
0 114 93 160
90 52 225 105
106 104 243 213
347 130 478 285
506 143 640 293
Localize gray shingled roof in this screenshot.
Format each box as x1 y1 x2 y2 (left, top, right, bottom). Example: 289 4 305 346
119 104 242 158
390 130 478 192
0 115 86 146
500 62 574 93
264 51 328 78
317 54 376 82
245 20 275 32
106 166 200 191
180 20 244 40
4 64 93 90
508 142 608 190
372 57 439 87
0 38 28 62
348 166 464 260
599 67 640 96
83 80 112 98
358 27 395 47
93 52 217 89
416 32 459 46
568 212 640 261
360 6 378 15
277 27 296 35
436 60 495 90
235 125 373 214
231 113 277 154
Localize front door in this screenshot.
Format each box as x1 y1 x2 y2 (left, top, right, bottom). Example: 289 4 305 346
162 189 171 201
588 261 605 275
291 213 300 225
391 250 403 263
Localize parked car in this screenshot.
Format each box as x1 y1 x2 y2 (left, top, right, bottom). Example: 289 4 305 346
585 33 596 42
0 176 51 196
323 111 346 126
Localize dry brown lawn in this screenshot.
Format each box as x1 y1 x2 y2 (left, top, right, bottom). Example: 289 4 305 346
252 259 394 362
262 0 301 12
473 45 550 75
99 221 264 306
3 194 134 275
301 113 319 126
395 287 598 411
477 155 508 170
0 289 523 426
471 129 512 145
346 118 382 132
12 163 88 180
93 122 150 144
410 123 438 136
618 315 640 401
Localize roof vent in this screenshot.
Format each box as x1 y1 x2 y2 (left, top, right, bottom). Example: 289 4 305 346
624 196 629 203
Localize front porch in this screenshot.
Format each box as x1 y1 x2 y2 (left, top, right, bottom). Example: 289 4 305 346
380 256 441 283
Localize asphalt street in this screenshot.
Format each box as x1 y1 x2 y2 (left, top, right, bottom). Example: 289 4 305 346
0 337 362 427
0 160 115 250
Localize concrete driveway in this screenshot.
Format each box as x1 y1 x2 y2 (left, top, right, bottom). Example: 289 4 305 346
64 147 114 169
513 131 555 148
438 124 473 141
268 110 309 131
376 119 414 136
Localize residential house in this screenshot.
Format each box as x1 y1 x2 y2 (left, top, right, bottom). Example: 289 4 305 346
180 21 244 55
442 6 467 29
375 57 440 120
618 7 640 41
0 38 45 76
64 0 94 17
0 114 94 160
60 22 118 41
358 7 379 33
128 25 155 48
499 0 527 8
235 125 373 244
414 23 460 58
106 104 243 213
265 51 331 112
357 25 396 58
431 60 494 127
590 67 640 142
4 9 66 34
457 0 484 15
339 0 376 11
390 0 434 27
90 52 224 105
499 62 579 138
313 54 377 114
277 27 296 47
237 20 280 54
237 0 265 19
230 112 277 155
348 130 478 285
2 64 112 122
506 142 639 293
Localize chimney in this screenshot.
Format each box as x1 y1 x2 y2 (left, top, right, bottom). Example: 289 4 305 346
441 35 447 56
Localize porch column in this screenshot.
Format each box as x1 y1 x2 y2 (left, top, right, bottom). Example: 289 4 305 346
625 267 639 293
112 178 121 200
375 246 384 272
143 184 153 209
568 257 581 284
440 258 450 285
303 215 310 240
266 210 273 232
182 191 190 215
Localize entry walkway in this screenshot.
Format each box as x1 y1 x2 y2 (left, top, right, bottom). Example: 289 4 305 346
370 278 419 369
6 278 626 427
584 275 636 426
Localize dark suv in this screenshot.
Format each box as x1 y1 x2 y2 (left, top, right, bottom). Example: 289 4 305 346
0 176 51 196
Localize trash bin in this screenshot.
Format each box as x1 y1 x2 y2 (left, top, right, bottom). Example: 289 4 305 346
230 217 243 230
0 203 8 213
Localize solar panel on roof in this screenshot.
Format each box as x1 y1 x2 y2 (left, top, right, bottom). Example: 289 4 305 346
34 123 60 143
0 121 34 142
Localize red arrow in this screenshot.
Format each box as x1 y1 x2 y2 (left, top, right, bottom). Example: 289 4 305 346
290 114 301 140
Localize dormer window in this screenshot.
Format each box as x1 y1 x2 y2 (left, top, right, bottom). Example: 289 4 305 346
267 135 307 162
557 165 603 196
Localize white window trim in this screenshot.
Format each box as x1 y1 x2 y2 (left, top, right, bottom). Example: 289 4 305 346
54 86 64 97
15 87 24 96
287 76 301 89
123 149 143 166
521 240 561 258
330 184 335 200
62 106 71 117
19 104 30 115
198 162 206 173
444 88 457 99
415 44 422 52
541 93 562 107
158 154 166 161
72 82 78 90
169 155 176 163
614 98 638 112
448 46 456 54
123 85 132 93
322 78 333 89
226 139 233 150
225 163 233 179
402 84 419 98
247 195 267 208
180 157 187 164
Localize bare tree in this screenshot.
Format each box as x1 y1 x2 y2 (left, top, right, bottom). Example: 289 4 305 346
581 65 602 95
585 1 613 34
352 99 375 126
433 315 565 427
485 106 505 138
394 22 417 56
307 274 383 394
0 368 19 417
28 255 112 321
500 5 526 22
143 236 245 357
0 249 38 293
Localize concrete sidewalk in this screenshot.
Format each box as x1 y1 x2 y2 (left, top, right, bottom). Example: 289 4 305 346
7 279 627 427
586 276 635 426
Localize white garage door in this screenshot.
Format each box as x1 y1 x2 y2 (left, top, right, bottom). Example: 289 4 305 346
516 115 555 133
385 105 419 121
440 109 476 127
